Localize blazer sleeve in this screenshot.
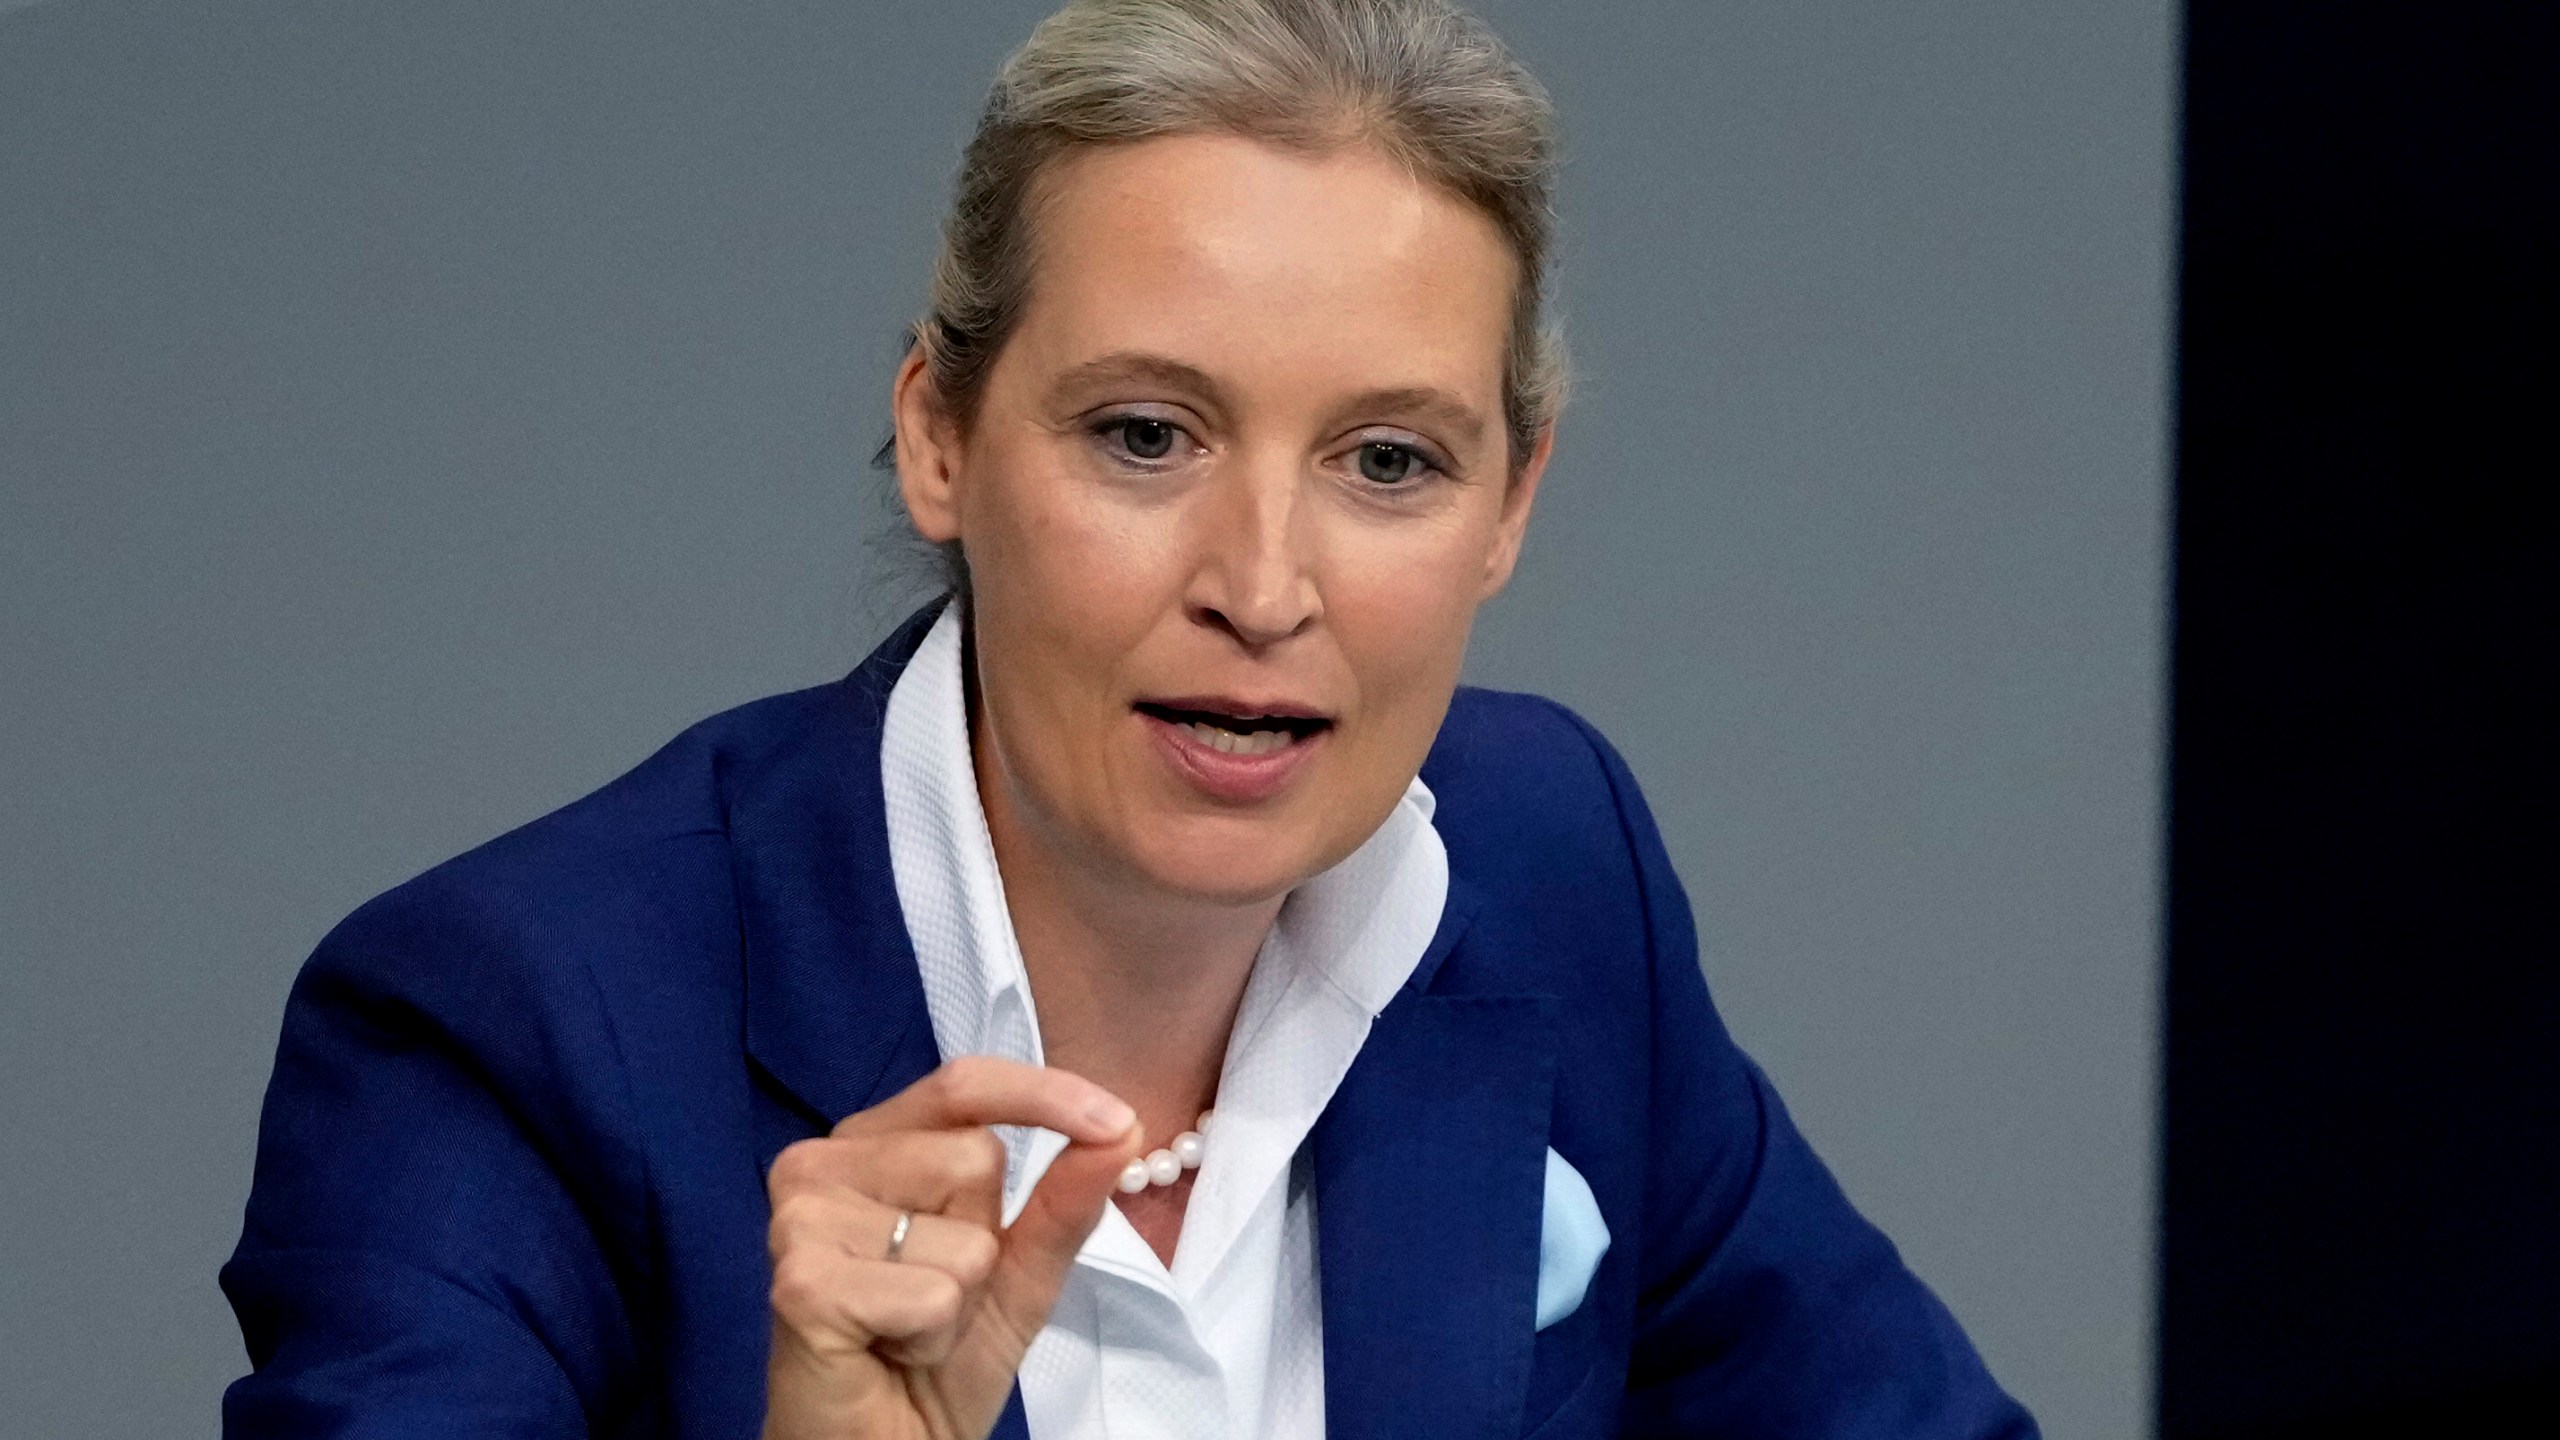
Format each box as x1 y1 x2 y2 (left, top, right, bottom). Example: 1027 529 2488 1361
1563 714 2039 1439
221 874 650 1437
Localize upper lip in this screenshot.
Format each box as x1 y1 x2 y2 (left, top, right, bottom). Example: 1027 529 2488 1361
1136 694 1334 725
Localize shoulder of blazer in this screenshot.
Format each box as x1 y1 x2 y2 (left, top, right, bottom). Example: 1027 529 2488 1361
301 602 943 1025
1416 685 1671 1009
302 683 820 989
1426 684 1629 833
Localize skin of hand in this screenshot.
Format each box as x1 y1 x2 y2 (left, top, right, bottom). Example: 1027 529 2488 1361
759 1057 1146 1440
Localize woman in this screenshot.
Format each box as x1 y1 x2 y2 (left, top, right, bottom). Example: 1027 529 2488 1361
223 2 2035 1436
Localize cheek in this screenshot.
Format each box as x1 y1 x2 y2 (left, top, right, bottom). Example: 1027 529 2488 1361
957 448 1194 861
967 456 1163 672
1329 520 1489 742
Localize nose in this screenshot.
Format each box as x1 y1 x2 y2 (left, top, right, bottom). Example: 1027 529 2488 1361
1183 450 1321 649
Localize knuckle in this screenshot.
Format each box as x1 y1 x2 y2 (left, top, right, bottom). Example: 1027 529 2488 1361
768 1191 816 1236
766 1141 810 1193
932 1056 984 1104
767 1253 828 1321
767 1192 844 1251
952 1129 1006 1188
767 1138 832 1194
949 1226 1000 1286
908 1270 965 1329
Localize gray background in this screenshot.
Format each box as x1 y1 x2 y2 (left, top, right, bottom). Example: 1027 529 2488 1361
0 1 2174 1435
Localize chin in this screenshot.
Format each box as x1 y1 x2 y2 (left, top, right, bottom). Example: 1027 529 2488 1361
1122 818 1330 909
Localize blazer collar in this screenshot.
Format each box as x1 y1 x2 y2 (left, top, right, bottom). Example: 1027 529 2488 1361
732 600 948 1129
1315 881 1563 1440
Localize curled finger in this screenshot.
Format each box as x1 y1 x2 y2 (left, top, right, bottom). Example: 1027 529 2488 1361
769 1127 1011 1229
770 1241 968 1355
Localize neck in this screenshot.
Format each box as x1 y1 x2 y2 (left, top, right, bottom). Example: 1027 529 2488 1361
1000 821 1277 1128
971 713 1277 1146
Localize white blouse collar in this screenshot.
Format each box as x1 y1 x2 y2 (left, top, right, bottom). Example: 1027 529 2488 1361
878 599 1449 1229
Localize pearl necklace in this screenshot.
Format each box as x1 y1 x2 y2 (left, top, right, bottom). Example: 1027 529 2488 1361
1115 1110 1214 1193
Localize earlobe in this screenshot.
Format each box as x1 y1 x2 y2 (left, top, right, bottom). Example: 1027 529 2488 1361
892 349 964 545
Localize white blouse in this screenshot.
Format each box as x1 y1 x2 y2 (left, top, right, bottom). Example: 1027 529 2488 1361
880 605 1450 1440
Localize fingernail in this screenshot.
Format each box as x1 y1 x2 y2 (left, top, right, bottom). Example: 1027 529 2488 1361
1084 1096 1136 1136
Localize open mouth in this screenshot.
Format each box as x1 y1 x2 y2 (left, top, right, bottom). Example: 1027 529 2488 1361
1133 702 1332 758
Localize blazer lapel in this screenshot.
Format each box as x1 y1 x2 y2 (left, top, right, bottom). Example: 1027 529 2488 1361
733 602 946 1130
727 599 1032 1440
1314 887 1560 1440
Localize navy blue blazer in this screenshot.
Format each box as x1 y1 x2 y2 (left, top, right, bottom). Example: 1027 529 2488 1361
223 605 2035 1438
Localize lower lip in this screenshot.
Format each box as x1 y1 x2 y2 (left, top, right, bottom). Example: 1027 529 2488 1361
1138 711 1328 804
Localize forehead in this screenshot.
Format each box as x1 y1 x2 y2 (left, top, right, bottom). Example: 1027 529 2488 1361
1001 131 1516 411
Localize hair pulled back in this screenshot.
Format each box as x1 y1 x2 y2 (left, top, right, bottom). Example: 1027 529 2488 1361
913 0 1568 468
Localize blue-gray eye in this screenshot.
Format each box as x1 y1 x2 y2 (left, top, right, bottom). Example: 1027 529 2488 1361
1357 442 1422 485
1118 417 1177 460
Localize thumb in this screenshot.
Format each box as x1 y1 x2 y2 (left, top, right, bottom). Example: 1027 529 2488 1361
985 1125 1143 1340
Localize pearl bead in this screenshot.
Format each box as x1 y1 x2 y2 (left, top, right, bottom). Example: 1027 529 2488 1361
1196 1109 1216 1137
1109 1110 1215 1193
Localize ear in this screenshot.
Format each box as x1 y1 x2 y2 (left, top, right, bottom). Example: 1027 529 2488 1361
1478 422 1554 600
892 343 966 545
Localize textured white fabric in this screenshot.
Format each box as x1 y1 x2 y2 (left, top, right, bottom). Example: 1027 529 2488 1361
880 604 1449 1440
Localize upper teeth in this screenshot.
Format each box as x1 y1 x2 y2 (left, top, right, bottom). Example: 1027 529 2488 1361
1182 721 1293 756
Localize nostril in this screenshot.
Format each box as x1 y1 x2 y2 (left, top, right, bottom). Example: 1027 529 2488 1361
1199 604 1319 649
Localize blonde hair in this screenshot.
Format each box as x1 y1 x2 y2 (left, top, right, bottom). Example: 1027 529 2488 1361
912 0 1568 468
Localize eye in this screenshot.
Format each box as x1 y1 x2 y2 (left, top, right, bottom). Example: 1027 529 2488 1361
1354 441 1429 486
1109 416 1179 461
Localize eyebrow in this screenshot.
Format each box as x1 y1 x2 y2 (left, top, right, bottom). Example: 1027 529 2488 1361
1044 352 1235 418
1044 351 1491 453
1332 385 1490 453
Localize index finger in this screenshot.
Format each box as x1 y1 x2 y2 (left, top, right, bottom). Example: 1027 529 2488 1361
836 1056 1138 1145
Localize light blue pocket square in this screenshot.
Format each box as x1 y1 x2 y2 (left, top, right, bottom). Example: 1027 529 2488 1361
1536 1146 1610 1330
